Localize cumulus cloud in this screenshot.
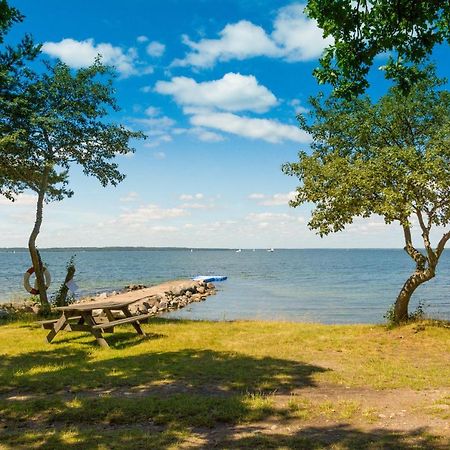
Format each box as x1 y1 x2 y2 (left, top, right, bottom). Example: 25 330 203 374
118 204 187 225
137 35 148 43
271 3 332 61
155 73 277 113
189 111 310 144
249 191 297 206
179 193 204 201
146 41 166 57
42 38 151 77
190 127 224 142
173 3 331 68
173 20 279 67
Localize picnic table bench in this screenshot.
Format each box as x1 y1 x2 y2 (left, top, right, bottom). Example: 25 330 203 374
38 299 151 348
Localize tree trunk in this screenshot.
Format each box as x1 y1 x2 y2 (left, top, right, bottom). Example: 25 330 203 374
394 269 435 323
28 166 51 311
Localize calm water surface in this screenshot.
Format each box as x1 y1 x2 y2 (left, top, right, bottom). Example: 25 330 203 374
1 249 449 324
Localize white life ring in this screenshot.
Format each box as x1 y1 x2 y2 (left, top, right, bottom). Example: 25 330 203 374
23 266 51 295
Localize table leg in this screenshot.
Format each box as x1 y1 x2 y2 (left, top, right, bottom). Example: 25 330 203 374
46 313 69 343
121 307 146 336
82 312 109 348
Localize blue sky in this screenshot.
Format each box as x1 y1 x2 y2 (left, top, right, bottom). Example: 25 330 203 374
1 1 449 248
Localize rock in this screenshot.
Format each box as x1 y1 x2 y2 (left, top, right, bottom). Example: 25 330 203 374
206 282 215 289
190 294 202 302
31 305 41 314
185 290 192 298
98 292 107 299
158 301 168 310
197 286 206 294
125 284 147 291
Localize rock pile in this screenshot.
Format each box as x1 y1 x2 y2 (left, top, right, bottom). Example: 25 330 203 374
127 280 216 315
0 300 41 317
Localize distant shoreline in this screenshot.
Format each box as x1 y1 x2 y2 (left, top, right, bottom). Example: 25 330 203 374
0 247 407 252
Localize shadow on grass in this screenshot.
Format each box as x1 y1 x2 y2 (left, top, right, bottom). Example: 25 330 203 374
211 424 448 449
0 343 326 394
0 423 446 449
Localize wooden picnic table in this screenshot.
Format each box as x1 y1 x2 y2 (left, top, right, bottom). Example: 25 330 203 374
38 300 152 348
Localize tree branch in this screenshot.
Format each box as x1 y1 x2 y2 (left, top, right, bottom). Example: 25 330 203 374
415 209 436 265
436 231 450 259
402 223 427 270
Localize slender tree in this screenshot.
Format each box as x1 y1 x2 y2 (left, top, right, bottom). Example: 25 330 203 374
283 70 450 323
3 60 145 309
305 0 450 98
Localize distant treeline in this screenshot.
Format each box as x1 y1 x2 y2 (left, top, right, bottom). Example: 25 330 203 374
0 247 234 252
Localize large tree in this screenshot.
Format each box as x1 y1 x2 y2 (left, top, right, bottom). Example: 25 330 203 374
283 70 450 323
305 0 450 98
2 60 145 309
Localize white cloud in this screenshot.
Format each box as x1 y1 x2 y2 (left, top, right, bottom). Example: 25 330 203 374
179 193 204 201
272 3 333 61
140 85 152 93
120 192 139 202
248 193 265 200
137 35 148 43
190 127 225 142
189 111 311 144
248 191 297 206
0 193 37 206
42 38 143 77
146 41 166 57
247 212 292 222
173 3 331 68
118 204 187 225
173 20 279 68
155 73 277 113
290 99 309 114
145 106 161 117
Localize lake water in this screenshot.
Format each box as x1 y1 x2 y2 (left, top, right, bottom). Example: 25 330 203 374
1 248 450 324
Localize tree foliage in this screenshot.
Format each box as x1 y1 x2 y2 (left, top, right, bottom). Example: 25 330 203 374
306 0 450 98
283 69 450 322
0 0 41 200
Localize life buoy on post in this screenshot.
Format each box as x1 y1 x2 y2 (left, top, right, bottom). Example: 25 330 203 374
23 266 51 295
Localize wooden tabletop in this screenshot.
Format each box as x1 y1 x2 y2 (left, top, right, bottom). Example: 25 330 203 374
55 300 136 311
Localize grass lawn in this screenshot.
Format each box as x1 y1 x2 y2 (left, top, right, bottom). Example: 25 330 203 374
0 318 449 449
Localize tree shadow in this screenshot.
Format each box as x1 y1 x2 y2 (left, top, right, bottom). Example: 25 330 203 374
0 344 326 395
209 423 448 449
0 421 446 449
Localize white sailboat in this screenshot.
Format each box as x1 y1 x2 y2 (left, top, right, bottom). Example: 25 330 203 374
267 248 274 252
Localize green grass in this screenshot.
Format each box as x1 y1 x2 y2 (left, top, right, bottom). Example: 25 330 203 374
0 318 449 449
